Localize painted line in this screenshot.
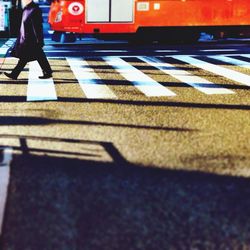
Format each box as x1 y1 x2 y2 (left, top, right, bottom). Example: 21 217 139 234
0 39 15 55
139 56 233 95
154 50 179 53
200 49 238 52
208 55 250 69
66 57 117 99
239 54 250 60
93 50 128 53
27 61 57 101
44 50 75 53
172 55 250 87
0 147 13 236
185 53 250 58
104 56 176 97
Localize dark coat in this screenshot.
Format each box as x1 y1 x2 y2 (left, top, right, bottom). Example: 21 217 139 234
10 1 45 62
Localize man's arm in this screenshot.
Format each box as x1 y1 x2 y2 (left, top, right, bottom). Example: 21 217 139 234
31 7 45 47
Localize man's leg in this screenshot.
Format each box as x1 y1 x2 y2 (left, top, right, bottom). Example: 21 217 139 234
36 49 53 78
4 58 28 79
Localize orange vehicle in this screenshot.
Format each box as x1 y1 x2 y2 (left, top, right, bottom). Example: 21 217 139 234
48 0 250 41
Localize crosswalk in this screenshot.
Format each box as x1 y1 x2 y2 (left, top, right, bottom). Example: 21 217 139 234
27 61 57 101
66 57 117 99
172 55 250 87
139 56 233 95
104 56 176 97
2 54 250 101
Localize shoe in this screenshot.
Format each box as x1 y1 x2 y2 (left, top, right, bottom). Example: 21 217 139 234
39 73 52 79
4 72 17 80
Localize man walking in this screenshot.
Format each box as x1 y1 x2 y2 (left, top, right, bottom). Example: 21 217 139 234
4 0 53 80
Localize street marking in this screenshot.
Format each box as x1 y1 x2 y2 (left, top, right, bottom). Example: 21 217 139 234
44 50 76 53
66 57 117 99
0 147 12 236
139 56 233 95
239 54 250 60
0 39 15 55
27 61 57 101
94 50 128 53
104 56 176 97
208 55 250 69
172 55 250 87
200 49 238 52
154 50 179 53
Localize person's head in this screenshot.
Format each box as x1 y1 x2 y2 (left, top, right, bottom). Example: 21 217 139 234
21 0 32 7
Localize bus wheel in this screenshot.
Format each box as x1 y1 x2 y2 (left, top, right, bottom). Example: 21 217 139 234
52 31 63 42
128 33 153 45
60 33 77 43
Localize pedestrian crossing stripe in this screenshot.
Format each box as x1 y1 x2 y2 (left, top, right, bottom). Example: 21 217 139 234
199 49 238 52
66 57 117 99
0 39 15 56
171 55 250 87
208 55 250 69
27 61 57 101
139 56 233 95
240 54 250 59
2 55 250 101
104 56 176 97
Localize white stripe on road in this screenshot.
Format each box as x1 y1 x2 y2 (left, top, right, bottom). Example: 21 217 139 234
27 61 57 101
0 48 9 54
66 57 117 99
200 49 238 52
44 50 74 53
94 50 127 52
154 50 179 53
208 55 250 69
172 55 250 87
139 56 233 95
239 54 250 60
0 39 15 55
0 147 13 236
104 56 176 97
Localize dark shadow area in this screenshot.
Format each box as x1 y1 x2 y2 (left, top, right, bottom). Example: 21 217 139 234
0 96 250 110
157 81 250 90
234 56 250 62
0 96 27 102
53 79 82 84
0 80 27 85
60 78 133 87
0 116 194 132
1 134 250 249
2 69 65 73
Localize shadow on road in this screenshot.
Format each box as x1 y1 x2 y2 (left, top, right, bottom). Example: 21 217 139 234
0 116 195 132
0 135 250 249
0 96 250 111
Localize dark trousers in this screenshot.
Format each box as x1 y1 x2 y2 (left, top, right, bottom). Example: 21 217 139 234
11 49 52 78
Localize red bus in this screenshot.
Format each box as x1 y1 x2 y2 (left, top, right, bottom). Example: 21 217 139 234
48 0 250 42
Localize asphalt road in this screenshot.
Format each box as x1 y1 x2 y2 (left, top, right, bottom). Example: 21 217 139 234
0 39 250 249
